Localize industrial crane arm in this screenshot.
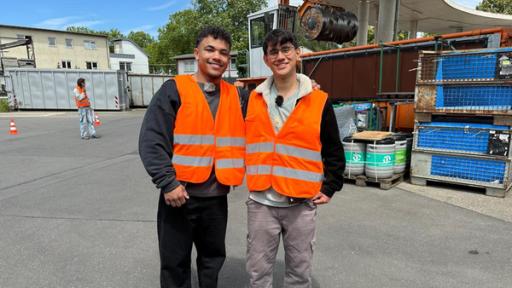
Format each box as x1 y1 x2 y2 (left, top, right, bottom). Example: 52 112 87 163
0 39 31 50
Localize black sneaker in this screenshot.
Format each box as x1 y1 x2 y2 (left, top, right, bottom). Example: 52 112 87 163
91 135 101 139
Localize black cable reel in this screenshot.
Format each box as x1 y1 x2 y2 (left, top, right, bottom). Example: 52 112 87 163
300 5 359 44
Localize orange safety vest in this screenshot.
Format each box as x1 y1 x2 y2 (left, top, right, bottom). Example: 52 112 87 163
245 89 327 198
75 86 91 108
172 75 245 185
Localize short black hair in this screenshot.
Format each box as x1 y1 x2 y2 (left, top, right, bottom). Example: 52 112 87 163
195 26 232 50
263 29 298 55
77 78 85 86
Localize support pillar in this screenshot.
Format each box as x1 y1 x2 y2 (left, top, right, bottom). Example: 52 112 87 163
376 0 397 43
356 0 370 45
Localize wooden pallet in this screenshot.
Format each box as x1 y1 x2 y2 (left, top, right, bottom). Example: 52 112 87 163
344 173 405 190
351 131 393 141
410 176 509 198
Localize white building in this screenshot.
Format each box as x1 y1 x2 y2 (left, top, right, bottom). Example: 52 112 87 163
174 51 239 79
109 39 149 74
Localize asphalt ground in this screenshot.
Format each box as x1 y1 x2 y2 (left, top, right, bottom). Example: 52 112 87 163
0 111 511 288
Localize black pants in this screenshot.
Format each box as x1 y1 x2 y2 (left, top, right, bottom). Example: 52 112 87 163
157 194 228 288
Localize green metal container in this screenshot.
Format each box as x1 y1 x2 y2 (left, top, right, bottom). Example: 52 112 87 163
393 136 407 174
365 138 395 179
343 137 366 176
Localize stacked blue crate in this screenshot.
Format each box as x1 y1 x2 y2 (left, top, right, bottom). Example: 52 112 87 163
438 53 497 80
431 155 506 183
433 48 512 110
435 85 512 110
416 122 509 154
413 49 512 194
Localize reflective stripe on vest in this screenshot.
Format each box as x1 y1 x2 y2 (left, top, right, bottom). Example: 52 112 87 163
272 166 323 182
216 137 245 147
246 164 272 175
172 155 213 167
246 142 274 154
275 144 322 162
216 158 244 169
174 134 215 145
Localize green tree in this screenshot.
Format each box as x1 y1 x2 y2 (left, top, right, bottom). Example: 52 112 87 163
235 50 248 78
127 31 155 49
146 9 200 74
67 27 125 53
477 0 512 14
150 0 266 75
66 27 125 41
66 26 99 34
104 28 124 41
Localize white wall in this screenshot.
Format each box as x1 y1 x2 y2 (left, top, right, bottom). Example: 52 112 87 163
109 40 149 74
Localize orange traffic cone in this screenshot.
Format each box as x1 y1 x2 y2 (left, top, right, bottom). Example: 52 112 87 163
94 113 102 127
9 119 18 135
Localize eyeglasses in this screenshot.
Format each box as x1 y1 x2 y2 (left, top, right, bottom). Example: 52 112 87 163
267 45 295 58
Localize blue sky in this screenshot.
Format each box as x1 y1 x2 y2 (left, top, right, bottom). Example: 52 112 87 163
0 0 194 37
1 0 482 38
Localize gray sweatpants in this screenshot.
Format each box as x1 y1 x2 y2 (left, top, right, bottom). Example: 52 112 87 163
246 198 317 288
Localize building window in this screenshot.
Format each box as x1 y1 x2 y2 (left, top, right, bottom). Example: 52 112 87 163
183 59 195 73
48 37 56 47
86 61 98 70
84 40 96 49
61 60 72 69
119 62 132 72
250 16 274 48
65 38 73 48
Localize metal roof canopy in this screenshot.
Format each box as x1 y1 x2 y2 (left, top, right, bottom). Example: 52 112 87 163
325 0 512 34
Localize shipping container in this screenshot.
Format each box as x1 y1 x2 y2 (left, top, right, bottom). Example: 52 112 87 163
6 68 129 110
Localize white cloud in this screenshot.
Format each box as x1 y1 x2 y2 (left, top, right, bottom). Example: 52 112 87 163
147 1 176 11
36 16 104 30
37 16 78 29
65 20 104 28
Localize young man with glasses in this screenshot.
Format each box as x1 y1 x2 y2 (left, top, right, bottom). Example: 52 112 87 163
245 29 345 287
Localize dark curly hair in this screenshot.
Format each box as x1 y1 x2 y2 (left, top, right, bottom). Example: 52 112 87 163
196 26 232 50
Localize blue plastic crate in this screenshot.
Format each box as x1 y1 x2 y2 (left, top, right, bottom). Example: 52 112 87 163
417 122 509 154
436 54 497 80
435 85 512 110
431 155 506 183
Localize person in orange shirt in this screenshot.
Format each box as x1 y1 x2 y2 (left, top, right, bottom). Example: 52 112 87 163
245 29 345 287
73 78 98 140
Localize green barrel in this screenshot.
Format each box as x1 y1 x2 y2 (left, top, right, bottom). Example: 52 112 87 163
342 137 366 176
393 136 407 174
365 138 395 179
